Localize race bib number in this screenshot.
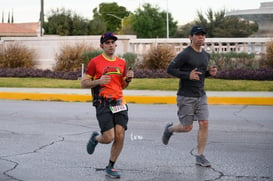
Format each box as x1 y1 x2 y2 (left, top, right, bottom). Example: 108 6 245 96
109 105 127 113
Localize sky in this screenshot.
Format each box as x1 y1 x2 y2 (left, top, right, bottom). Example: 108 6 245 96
0 0 272 25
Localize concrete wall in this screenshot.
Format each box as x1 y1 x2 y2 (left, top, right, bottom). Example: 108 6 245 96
0 35 271 70
0 35 136 69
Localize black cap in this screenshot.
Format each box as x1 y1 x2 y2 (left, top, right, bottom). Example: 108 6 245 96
190 25 206 35
100 32 118 44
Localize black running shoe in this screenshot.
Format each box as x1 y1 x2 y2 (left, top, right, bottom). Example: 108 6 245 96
86 131 99 154
162 123 173 145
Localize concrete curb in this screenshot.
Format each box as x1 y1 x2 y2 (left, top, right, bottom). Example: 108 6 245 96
1 92 273 105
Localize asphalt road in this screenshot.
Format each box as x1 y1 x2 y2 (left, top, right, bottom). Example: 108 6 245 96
0 100 272 181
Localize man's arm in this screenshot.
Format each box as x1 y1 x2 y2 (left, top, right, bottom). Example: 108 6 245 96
121 77 131 89
121 68 134 89
81 75 110 88
205 65 217 77
167 60 190 79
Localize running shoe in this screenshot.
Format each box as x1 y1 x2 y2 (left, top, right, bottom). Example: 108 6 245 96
86 131 99 154
105 166 121 178
162 122 173 145
196 154 211 167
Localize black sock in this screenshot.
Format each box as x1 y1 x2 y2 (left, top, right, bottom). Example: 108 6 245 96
108 160 115 168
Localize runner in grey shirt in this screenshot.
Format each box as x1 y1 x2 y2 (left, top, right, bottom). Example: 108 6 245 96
162 25 217 167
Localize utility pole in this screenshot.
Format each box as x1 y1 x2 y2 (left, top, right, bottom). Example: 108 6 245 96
40 0 44 36
166 0 169 39
2 11 4 23
8 11 10 23
11 9 14 23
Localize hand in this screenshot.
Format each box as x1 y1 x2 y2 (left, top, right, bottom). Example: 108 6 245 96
99 75 111 85
209 65 217 76
126 67 134 82
190 68 202 80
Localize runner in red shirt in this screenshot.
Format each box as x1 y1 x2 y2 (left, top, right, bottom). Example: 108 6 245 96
81 32 134 178
86 53 127 102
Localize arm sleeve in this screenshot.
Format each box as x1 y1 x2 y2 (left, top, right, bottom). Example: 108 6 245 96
85 60 96 79
123 62 127 78
205 53 211 77
167 55 190 80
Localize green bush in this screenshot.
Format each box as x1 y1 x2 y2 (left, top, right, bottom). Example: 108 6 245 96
81 49 103 67
54 42 94 71
141 45 176 69
210 52 257 70
266 41 273 67
122 52 138 68
0 43 36 68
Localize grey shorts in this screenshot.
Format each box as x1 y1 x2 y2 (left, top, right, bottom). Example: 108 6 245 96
177 95 209 126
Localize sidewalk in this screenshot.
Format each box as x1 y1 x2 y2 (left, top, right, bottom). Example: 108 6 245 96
0 87 273 105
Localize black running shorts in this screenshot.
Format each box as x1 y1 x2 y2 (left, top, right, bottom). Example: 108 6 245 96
95 104 128 133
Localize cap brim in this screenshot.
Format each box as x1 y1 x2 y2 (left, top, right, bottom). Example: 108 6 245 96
193 31 206 35
101 36 118 44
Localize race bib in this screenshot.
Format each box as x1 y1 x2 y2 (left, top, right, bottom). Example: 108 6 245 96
109 105 127 113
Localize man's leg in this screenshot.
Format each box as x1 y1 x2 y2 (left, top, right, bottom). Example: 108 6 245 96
196 95 209 155
96 129 115 144
105 124 125 178
195 120 211 167
110 124 125 162
162 95 194 144
87 128 114 155
197 120 208 155
169 124 193 133
92 126 124 162
162 123 193 145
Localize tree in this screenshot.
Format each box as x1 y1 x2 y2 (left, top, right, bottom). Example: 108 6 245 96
87 8 107 35
194 9 258 37
175 23 195 38
131 3 177 38
92 2 130 33
71 14 90 35
118 14 136 35
43 8 90 35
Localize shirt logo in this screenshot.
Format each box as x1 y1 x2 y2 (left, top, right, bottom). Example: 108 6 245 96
103 66 121 75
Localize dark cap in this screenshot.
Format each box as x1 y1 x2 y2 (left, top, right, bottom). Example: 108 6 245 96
100 32 118 44
190 25 206 35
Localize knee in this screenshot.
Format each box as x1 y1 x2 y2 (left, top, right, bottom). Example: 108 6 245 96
104 137 114 144
102 134 114 144
199 120 208 129
183 125 193 132
115 131 125 142
114 125 125 141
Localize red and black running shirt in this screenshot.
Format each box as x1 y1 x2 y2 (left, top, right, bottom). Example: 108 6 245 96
85 53 127 101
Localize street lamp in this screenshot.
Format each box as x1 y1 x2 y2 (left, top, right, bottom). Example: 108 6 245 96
166 0 169 39
40 0 44 37
106 13 122 20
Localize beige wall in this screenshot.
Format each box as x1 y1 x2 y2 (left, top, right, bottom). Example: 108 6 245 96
0 35 136 69
0 35 271 70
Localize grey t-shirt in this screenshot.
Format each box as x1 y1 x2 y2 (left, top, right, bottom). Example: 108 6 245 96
167 46 210 97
